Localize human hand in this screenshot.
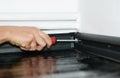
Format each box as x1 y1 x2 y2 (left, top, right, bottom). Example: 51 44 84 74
4 26 52 51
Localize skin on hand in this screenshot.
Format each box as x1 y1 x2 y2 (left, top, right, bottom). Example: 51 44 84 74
1 26 52 51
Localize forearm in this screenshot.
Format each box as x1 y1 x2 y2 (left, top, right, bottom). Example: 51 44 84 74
0 27 9 44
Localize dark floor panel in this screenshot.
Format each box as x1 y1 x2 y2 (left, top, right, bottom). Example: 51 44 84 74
0 50 120 78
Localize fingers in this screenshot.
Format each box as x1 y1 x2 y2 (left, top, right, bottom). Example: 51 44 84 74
8 26 52 51
38 30 52 48
29 37 46 51
23 27 52 49
26 27 52 48
33 32 47 50
20 37 46 51
30 39 37 51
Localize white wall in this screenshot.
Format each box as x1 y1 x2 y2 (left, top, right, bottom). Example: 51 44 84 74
79 0 120 37
0 0 78 13
0 0 79 34
1 0 120 36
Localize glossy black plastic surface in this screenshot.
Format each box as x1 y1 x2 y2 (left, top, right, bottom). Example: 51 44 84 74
0 50 120 78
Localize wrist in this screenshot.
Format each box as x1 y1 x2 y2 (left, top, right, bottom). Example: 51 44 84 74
0 30 10 44
4 30 11 42
3 31 10 42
